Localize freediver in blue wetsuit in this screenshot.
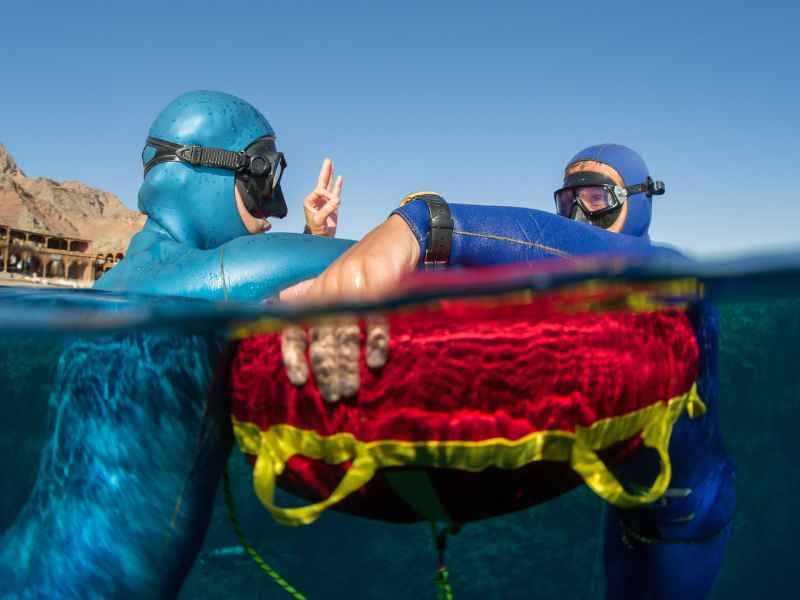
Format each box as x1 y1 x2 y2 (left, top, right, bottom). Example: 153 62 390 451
284 145 736 600
96 90 353 300
552 146 736 600
0 91 355 599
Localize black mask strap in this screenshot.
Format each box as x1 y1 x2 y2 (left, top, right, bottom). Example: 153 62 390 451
562 171 617 188
626 177 666 197
143 136 289 219
143 137 250 176
562 172 666 198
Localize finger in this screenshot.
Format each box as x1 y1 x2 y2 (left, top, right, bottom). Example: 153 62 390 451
365 315 389 369
325 211 338 230
335 319 360 398
333 175 343 199
316 158 332 191
310 322 339 402
316 195 341 221
303 191 319 210
281 325 309 386
304 191 328 216
326 161 335 193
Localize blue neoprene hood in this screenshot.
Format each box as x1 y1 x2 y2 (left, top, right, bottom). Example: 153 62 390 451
97 90 354 302
139 90 275 249
565 144 653 238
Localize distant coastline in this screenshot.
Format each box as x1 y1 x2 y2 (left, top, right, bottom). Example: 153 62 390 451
0 144 144 288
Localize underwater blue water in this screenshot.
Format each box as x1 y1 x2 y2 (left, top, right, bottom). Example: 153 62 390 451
0 254 798 599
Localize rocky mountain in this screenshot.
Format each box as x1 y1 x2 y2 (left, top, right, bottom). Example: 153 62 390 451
0 144 145 253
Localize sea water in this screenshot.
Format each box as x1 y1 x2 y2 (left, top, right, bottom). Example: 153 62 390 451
0 257 798 599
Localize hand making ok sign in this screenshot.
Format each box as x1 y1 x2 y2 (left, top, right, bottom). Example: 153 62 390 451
303 158 343 237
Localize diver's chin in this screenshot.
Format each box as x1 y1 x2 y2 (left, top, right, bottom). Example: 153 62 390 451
261 219 272 232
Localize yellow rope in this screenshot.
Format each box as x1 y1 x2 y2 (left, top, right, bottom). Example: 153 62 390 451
436 566 454 600
431 522 456 600
222 465 307 600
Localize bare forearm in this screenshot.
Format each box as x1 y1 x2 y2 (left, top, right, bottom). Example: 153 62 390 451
301 215 419 304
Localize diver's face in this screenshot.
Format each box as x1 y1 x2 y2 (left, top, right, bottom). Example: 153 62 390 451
235 186 272 234
563 161 628 233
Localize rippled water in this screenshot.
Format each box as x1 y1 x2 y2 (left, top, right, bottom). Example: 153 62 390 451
1 255 798 599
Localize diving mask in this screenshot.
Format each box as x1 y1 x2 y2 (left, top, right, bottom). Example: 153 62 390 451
143 136 288 220
554 171 665 219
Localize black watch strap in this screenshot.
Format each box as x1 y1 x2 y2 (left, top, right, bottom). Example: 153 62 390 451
423 194 453 268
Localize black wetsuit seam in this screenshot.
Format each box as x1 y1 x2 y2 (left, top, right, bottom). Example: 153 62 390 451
219 247 229 302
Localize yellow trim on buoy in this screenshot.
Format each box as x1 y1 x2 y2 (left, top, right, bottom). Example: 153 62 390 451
233 384 705 526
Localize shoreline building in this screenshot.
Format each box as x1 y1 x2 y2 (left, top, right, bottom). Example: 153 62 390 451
0 224 125 288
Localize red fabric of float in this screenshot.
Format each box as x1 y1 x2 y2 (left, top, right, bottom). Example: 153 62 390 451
229 289 701 525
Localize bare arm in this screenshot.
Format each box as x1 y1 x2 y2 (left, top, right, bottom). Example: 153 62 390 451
289 214 420 304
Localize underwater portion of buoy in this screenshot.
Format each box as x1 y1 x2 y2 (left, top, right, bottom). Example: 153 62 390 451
228 274 705 527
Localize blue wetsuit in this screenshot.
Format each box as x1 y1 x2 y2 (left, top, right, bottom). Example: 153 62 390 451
393 198 736 600
97 221 352 301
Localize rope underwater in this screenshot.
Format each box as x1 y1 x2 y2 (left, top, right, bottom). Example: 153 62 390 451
431 522 460 600
223 464 307 600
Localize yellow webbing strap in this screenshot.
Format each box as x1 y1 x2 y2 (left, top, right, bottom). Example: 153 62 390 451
571 392 692 507
233 384 705 526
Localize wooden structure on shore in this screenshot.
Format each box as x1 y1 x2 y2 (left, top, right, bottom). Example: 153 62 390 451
0 224 125 288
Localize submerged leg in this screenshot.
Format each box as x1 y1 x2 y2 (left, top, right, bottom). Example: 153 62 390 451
603 303 736 599
603 425 735 599
0 332 233 599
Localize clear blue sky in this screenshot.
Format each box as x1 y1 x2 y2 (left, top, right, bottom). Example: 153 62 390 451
1 1 797 257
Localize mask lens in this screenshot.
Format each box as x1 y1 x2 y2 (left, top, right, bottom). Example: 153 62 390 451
554 188 576 216
271 155 286 190
236 138 289 220
574 186 616 213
